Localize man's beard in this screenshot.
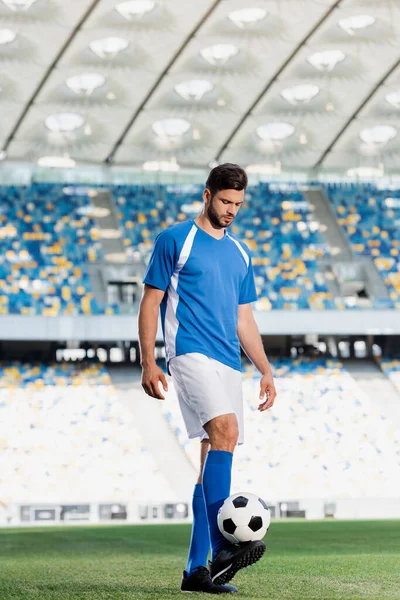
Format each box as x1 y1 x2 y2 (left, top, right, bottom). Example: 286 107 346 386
207 198 233 229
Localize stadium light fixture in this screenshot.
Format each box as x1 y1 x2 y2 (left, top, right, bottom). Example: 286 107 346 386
116 0 155 20
0 150 7 160
257 122 295 141
346 166 383 178
45 113 85 133
89 37 129 59
246 163 281 174
66 73 105 96
174 79 214 101
359 125 397 145
152 118 190 138
228 7 267 28
0 28 16 44
280 84 320 105
338 15 375 35
307 50 346 71
1 0 37 11
38 156 76 168
200 44 238 66
386 91 400 109
143 160 180 172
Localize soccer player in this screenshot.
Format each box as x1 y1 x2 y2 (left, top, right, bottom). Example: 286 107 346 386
138 163 277 594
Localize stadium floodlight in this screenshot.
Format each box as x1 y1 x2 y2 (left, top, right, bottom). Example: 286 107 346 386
228 7 267 28
116 0 155 20
0 150 7 160
246 163 281 174
38 156 76 168
45 113 85 133
152 118 190 138
143 160 180 172
307 50 346 71
66 73 105 96
346 166 383 178
280 84 320 105
174 79 214 101
0 28 16 44
200 44 239 66
386 91 400 109
1 0 37 10
338 15 375 35
359 125 397 145
89 37 129 59
257 122 295 141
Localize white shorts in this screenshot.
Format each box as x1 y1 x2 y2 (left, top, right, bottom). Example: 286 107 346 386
169 352 244 445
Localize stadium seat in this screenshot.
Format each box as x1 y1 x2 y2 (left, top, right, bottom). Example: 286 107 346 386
161 358 400 500
0 361 175 503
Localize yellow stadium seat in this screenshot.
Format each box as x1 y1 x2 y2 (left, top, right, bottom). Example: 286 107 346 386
62 287 71 301
81 296 92 315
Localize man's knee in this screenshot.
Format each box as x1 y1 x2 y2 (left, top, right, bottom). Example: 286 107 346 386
203 414 239 451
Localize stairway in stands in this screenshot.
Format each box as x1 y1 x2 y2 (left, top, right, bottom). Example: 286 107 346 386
345 359 400 429
109 366 196 502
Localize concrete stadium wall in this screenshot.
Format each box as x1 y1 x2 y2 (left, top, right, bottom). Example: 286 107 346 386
1 310 400 341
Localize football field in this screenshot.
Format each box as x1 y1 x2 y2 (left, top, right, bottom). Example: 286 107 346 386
0 520 399 599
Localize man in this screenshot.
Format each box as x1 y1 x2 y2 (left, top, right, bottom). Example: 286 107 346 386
138 163 277 594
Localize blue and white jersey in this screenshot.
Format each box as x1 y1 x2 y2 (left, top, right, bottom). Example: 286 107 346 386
143 220 257 373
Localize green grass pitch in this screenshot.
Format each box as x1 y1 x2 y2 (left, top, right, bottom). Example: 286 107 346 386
0 520 399 599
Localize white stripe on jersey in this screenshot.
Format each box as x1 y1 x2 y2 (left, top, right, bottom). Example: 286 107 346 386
226 233 250 268
165 224 197 362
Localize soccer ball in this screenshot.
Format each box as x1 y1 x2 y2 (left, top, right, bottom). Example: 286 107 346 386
218 492 271 544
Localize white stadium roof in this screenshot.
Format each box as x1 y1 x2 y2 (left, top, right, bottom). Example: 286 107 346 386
0 0 400 175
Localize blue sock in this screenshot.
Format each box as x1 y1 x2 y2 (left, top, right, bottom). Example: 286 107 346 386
186 483 210 575
202 450 233 561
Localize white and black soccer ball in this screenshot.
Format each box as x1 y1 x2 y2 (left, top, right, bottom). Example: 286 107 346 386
218 492 271 544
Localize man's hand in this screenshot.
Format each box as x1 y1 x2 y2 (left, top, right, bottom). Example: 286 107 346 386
141 362 168 400
258 368 277 412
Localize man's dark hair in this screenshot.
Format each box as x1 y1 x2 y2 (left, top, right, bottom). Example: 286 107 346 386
206 163 248 197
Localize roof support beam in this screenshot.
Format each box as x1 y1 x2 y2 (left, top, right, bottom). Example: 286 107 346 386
105 0 223 164
214 0 343 164
3 0 102 153
314 56 400 168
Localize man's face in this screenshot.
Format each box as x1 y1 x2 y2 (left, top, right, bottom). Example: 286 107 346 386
203 188 245 229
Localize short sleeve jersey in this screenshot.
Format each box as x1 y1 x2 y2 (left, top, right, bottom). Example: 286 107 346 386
143 219 257 373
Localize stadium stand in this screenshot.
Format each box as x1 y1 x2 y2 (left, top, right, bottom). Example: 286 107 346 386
325 183 400 309
161 358 400 501
115 183 334 310
379 358 400 394
0 184 116 316
1 181 398 315
0 361 175 504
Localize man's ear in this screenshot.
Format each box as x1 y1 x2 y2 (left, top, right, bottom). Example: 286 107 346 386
203 188 211 204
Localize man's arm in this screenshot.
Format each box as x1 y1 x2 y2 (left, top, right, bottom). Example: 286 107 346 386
237 303 277 411
138 284 168 400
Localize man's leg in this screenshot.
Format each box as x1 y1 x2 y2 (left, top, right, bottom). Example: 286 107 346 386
181 437 239 594
202 414 266 586
185 439 210 574
202 414 238 561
